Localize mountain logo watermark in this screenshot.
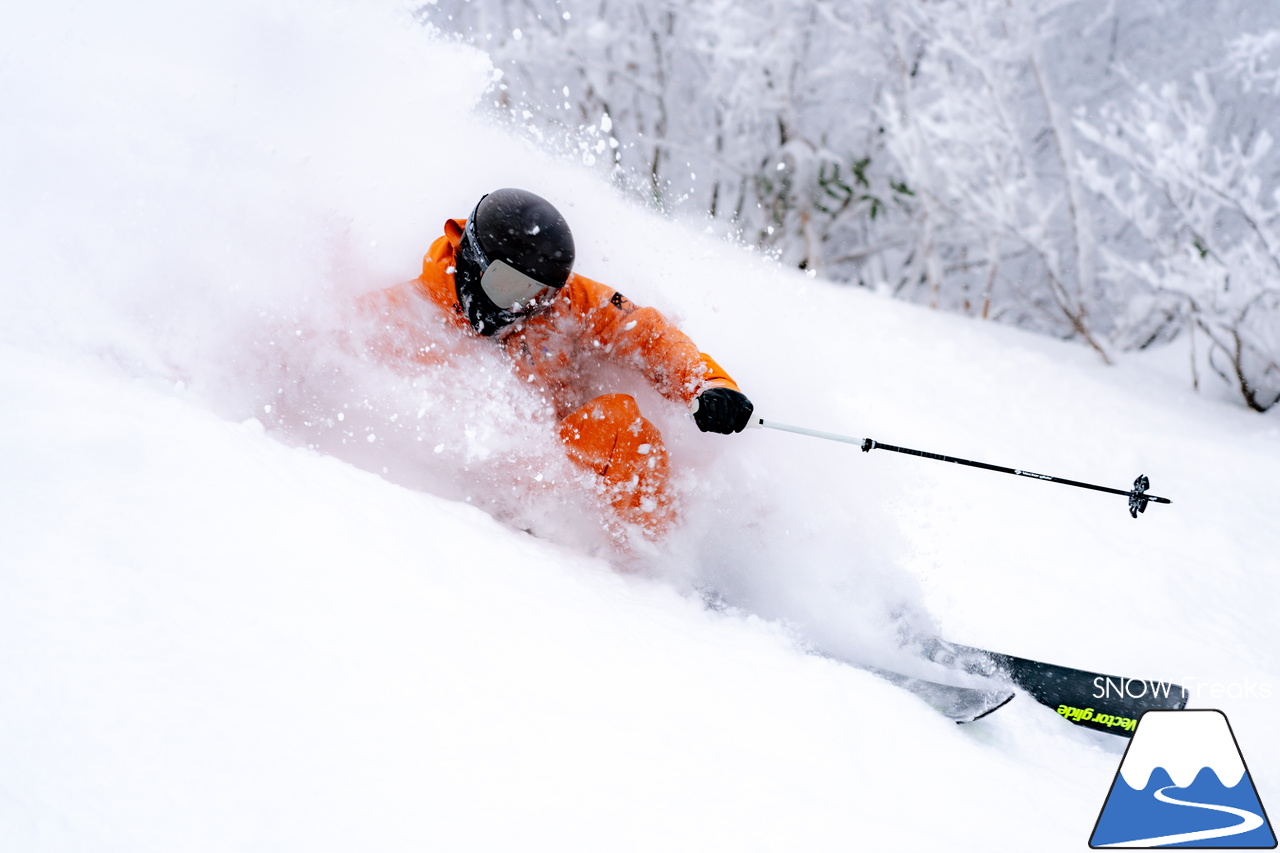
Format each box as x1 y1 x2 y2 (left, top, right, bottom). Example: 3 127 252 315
1090 710 1275 848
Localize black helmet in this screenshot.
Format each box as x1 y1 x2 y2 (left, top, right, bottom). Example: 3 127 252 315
454 188 576 336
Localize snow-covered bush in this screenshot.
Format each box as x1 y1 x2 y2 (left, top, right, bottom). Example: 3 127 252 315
873 0 1109 357
1076 58 1280 410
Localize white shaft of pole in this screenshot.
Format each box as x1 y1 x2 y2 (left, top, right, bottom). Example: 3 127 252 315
746 416 868 448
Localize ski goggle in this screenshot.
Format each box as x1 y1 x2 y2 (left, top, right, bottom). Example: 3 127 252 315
479 258 553 312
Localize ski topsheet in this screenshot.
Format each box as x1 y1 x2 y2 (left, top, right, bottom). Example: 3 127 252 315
917 637 1189 737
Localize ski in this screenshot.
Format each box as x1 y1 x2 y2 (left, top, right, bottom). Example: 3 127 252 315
917 637 1189 737
695 588 1183 734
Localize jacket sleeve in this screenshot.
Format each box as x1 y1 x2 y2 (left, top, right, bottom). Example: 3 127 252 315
567 274 740 404
353 221 471 366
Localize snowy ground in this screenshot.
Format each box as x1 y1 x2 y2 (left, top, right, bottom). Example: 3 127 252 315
2 3 1277 851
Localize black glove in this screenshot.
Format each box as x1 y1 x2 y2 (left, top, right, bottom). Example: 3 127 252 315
692 387 754 434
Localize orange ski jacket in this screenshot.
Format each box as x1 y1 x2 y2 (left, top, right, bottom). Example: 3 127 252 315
366 218 741 419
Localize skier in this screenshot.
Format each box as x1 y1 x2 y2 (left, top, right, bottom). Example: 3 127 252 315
361 187 754 539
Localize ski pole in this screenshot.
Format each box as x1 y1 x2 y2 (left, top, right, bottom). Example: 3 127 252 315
747 417 1171 518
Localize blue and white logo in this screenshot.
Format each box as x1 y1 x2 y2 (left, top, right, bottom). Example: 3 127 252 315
1090 710 1275 848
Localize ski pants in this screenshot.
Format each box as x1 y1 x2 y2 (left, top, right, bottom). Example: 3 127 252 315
558 393 673 538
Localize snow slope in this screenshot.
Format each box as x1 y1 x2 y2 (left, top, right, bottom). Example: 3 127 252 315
2 2 1277 851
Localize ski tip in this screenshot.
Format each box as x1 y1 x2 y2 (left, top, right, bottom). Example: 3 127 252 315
955 691 1016 724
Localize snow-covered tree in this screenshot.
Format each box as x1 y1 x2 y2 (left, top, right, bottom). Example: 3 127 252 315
872 0 1116 357
417 0 1280 411
1076 58 1280 410
416 0 904 273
